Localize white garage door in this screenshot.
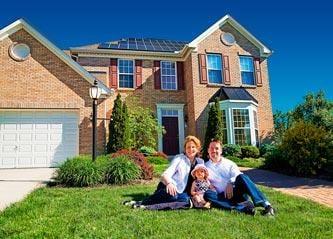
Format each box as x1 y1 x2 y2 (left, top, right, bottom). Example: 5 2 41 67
0 111 78 168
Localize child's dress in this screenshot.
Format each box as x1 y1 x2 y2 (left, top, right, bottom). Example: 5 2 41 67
191 179 211 208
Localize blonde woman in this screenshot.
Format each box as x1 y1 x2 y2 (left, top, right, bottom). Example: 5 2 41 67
125 136 204 210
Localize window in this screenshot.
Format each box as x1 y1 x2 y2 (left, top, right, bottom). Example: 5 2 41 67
207 54 223 84
118 59 134 88
239 56 255 85
161 61 177 90
253 110 259 146
221 110 228 144
233 109 251 145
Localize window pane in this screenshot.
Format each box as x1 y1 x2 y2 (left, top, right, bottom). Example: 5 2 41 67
253 111 258 129
234 129 251 145
119 75 134 88
241 72 255 85
208 70 222 84
207 55 222 70
240 57 254 71
233 109 250 128
221 110 228 144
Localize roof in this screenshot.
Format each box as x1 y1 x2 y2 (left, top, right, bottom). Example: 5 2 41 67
209 87 258 103
0 19 113 96
70 15 271 58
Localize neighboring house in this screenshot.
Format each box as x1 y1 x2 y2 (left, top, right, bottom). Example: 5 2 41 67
0 15 274 168
70 15 274 156
0 19 112 168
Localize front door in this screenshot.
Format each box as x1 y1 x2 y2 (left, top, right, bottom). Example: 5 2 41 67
162 116 179 155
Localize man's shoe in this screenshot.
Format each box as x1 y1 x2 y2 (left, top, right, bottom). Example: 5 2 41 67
262 205 275 217
123 200 138 206
132 204 146 209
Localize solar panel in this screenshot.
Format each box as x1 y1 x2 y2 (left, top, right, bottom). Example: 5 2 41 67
97 38 188 52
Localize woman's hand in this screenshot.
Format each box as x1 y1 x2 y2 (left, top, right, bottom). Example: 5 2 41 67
166 182 177 197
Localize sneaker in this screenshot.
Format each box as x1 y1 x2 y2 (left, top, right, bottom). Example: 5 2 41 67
123 200 138 206
132 204 147 209
262 205 275 217
189 199 193 209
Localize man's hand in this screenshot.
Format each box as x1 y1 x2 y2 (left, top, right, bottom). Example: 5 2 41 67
166 183 177 196
224 183 233 199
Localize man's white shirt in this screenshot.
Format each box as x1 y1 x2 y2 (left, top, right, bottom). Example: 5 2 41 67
205 157 242 193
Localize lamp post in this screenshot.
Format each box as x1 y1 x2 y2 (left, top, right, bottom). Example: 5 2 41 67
89 80 102 161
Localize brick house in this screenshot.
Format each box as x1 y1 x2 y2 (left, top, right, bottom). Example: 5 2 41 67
70 15 274 155
0 15 274 168
0 19 112 168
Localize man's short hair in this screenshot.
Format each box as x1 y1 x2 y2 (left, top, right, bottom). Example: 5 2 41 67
210 138 222 146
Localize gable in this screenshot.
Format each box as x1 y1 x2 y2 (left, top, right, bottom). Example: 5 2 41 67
189 15 272 57
0 19 112 96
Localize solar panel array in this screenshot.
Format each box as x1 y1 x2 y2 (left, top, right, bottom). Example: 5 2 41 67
98 38 188 52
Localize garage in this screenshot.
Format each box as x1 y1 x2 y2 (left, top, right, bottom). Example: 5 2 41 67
0 111 78 168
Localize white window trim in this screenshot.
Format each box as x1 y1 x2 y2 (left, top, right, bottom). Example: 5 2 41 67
239 55 255 86
206 54 223 85
218 100 258 146
156 104 185 154
160 60 178 91
118 59 135 89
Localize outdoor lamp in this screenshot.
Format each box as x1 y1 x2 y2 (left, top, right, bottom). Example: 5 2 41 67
89 79 101 161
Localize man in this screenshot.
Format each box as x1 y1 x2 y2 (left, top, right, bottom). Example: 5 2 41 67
204 139 275 216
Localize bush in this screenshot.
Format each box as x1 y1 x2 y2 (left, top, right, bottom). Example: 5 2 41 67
279 121 333 177
147 156 169 165
259 144 277 158
104 156 141 184
223 144 241 157
263 148 291 173
111 149 154 180
139 146 157 156
56 156 104 187
241 146 260 158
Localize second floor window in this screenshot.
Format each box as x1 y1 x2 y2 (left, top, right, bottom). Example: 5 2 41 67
161 61 177 90
207 54 223 84
118 59 134 88
240 56 255 85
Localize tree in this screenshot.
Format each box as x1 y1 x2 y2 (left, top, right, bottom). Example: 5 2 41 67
292 91 333 132
107 94 125 153
202 98 223 160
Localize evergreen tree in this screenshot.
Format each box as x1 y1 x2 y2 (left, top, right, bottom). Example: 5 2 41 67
107 94 124 153
202 98 223 160
122 102 131 149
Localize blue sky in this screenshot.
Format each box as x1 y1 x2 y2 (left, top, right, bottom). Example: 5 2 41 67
1 0 332 112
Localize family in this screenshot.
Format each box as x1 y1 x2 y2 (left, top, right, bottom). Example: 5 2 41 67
124 136 275 216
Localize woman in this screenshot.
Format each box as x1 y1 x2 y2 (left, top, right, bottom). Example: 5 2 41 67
125 135 204 210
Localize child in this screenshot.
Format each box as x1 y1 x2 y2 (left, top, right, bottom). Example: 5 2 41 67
190 164 214 208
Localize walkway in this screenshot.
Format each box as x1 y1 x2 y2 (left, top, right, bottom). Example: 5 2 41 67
0 168 56 211
240 167 333 208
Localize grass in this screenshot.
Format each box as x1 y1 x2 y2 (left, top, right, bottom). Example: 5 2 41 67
0 182 332 238
227 156 266 168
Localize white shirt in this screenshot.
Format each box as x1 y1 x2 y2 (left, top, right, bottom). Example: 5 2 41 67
162 154 204 193
205 157 242 194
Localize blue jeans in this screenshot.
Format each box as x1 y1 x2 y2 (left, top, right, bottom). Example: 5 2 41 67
141 182 190 208
204 174 268 211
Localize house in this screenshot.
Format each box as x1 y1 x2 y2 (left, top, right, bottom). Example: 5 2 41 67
0 19 112 168
0 15 274 168
69 15 274 155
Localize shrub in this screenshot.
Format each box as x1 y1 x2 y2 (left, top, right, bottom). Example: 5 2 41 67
56 156 103 187
104 156 141 184
139 146 157 156
147 156 169 165
202 98 223 160
111 149 154 180
222 144 241 157
279 121 333 177
263 148 291 173
259 144 277 158
153 151 168 159
241 146 260 158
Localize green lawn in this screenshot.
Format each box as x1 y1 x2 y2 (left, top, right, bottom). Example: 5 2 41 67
0 182 332 239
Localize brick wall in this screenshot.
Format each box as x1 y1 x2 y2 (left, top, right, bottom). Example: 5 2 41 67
0 29 107 154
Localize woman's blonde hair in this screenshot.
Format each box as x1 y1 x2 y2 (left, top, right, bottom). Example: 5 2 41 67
183 135 201 151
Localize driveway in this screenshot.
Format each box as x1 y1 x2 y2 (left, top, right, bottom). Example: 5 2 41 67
0 168 56 211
